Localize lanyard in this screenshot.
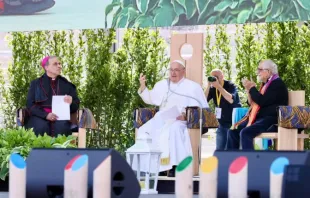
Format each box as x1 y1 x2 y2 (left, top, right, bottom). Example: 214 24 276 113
215 81 224 107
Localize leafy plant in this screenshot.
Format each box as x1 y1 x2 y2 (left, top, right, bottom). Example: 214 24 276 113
235 23 265 91
105 0 310 28
214 25 232 79
0 127 77 181
0 31 85 128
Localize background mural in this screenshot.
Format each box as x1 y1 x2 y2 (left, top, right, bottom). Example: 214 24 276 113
106 0 310 28
0 0 310 32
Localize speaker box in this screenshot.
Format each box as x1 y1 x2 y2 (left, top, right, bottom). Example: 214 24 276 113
282 165 310 198
213 150 310 198
26 148 140 198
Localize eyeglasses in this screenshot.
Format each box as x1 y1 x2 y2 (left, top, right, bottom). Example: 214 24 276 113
256 68 268 72
52 62 62 67
169 68 184 72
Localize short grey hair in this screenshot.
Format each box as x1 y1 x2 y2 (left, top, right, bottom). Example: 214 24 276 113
260 59 278 74
44 56 58 67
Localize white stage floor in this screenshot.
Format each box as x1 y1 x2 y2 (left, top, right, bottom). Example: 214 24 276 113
0 193 198 198
0 132 216 198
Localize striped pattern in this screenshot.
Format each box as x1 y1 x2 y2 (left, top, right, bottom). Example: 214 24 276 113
278 106 310 129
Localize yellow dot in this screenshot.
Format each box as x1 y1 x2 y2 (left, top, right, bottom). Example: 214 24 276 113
201 156 218 173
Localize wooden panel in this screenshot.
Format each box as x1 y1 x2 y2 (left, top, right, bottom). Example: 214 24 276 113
170 33 204 85
277 127 298 150
298 138 305 151
256 133 278 139
288 91 305 106
185 33 204 85
188 129 200 176
171 33 204 176
78 128 87 148
170 34 186 64
257 133 309 139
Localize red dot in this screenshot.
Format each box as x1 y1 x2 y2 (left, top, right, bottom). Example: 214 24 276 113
0 1 4 14
229 156 248 174
65 155 81 170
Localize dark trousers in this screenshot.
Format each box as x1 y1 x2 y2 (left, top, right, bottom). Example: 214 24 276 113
25 116 72 137
216 124 231 150
226 116 277 150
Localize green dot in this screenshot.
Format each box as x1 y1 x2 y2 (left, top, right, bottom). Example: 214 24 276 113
176 156 193 172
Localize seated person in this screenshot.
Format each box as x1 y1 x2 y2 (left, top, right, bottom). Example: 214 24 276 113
25 56 80 136
133 60 209 177
226 59 288 150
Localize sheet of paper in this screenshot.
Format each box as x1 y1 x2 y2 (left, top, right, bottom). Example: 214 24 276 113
160 106 180 120
52 95 70 120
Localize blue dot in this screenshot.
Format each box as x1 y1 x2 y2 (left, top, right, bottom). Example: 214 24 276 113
270 157 289 175
10 153 26 169
71 155 88 171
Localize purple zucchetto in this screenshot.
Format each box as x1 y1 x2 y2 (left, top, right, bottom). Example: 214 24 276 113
41 56 50 69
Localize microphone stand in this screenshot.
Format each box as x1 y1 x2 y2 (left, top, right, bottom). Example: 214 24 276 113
167 80 204 168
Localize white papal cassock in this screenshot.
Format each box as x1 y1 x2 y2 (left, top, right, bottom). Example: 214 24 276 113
133 77 209 173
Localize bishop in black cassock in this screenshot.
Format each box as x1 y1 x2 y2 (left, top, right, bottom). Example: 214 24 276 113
25 56 80 136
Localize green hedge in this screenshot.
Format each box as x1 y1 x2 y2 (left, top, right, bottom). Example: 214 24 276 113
1 22 310 153
0 28 168 155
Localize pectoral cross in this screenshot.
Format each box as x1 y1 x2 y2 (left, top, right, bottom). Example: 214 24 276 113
161 97 168 108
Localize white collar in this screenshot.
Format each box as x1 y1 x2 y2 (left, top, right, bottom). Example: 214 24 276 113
171 77 185 85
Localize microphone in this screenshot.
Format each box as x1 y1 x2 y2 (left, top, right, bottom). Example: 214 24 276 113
167 79 204 166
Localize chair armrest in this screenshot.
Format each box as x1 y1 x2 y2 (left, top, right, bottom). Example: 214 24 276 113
16 108 28 127
78 108 97 129
133 108 158 129
278 106 310 129
186 106 219 129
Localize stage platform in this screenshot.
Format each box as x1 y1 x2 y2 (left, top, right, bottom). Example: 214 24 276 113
157 176 200 194
0 193 197 198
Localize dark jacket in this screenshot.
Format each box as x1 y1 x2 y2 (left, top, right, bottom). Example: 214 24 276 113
208 80 241 127
26 73 80 119
249 78 288 119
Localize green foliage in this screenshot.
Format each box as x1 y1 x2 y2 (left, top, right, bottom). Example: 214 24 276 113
203 21 310 149
265 22 310 96
0 127 76 180
0 28 168 156
215 25 232 79
81 28 168 154
235 23 265 89
203 26 214 76
0 31 84 128
105 0 310 28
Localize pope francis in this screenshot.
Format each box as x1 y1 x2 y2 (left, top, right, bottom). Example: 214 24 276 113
134 60 209 177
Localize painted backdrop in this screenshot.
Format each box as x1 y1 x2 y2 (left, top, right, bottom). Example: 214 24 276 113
0 0 309 31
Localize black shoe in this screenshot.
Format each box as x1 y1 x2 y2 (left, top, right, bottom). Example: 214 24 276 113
159 171 167 176
167 166 176 177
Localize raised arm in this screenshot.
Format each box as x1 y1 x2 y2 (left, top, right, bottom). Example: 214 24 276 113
138 73 164 106
249 81 284 107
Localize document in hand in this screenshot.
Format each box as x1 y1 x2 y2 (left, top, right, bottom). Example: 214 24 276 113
160 106 181 120
52 95 70 120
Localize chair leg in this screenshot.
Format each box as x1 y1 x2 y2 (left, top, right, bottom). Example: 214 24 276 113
188 129 200 176
273 139 278 150
298 138 305 151
78 128 87 148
